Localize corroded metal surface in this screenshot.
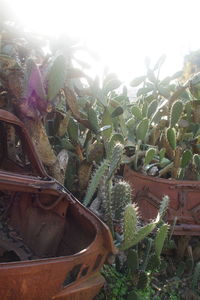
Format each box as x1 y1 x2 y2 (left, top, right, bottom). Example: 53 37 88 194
0 109 116 300
124 165 200 235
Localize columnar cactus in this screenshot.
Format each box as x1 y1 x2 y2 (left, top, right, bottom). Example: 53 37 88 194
111 181 132 220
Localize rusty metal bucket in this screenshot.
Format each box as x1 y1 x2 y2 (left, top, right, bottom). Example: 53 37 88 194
124 165 200 235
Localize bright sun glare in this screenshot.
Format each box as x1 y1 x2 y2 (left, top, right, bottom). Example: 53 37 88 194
7 0 200 83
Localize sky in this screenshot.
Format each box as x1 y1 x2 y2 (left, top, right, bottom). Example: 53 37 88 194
4 0 200 83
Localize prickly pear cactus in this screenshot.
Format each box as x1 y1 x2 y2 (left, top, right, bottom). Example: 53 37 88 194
136 118 149 142
169 100 183 128
181 149 193 168
111 181 132 220
132 105 143 120
147 99 158 119
144 148 156 165
166 127 176 150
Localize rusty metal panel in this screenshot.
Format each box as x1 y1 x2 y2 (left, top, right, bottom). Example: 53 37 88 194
0 110 116 300
124 165 200 235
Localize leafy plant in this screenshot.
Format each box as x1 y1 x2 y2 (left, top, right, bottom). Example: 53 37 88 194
125 56 200 181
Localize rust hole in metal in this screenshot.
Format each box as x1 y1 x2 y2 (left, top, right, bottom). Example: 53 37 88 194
63 264 82 287
81 266 89 277
92 254 102 271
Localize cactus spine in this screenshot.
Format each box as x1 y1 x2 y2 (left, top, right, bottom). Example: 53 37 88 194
107 143 124 179
121 196 169 251
107 133 124 158
111 181 131 220
159 195 169 217
83 160 109 206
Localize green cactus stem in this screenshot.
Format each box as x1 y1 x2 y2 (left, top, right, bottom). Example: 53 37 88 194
193 154 200 171
181 149 193 168
120 204 138 250
191 262 200 290
67 117 79 144
102 179 114 236
142 238 153 271
87 107 99 133
169 100 183 128
159 195 169 217
132 106 143 120
147 99 158 119
166 127 176 150
111 181 131 220
107 133 124 158
158 162 174 178
107 143 124 179
144 148 156 165
147 253 161 271
155 224 169 257
176 261 185 278
127 249 139 274
83 160 109 206
137 270 148 290
136 118 149 142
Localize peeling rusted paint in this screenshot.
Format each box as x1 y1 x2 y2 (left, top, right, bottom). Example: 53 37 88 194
124 165 200 235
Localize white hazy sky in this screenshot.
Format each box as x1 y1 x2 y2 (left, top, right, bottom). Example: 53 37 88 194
6 0 200 83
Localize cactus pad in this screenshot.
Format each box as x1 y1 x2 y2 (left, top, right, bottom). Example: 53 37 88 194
166 127 176 150
170 100 183 128
136 118 149 142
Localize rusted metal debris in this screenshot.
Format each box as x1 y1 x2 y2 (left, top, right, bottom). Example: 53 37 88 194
0 109 116 300
124 165 200 235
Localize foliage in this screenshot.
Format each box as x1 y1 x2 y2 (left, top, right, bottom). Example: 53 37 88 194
2 11 200 300
123 56 200 181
